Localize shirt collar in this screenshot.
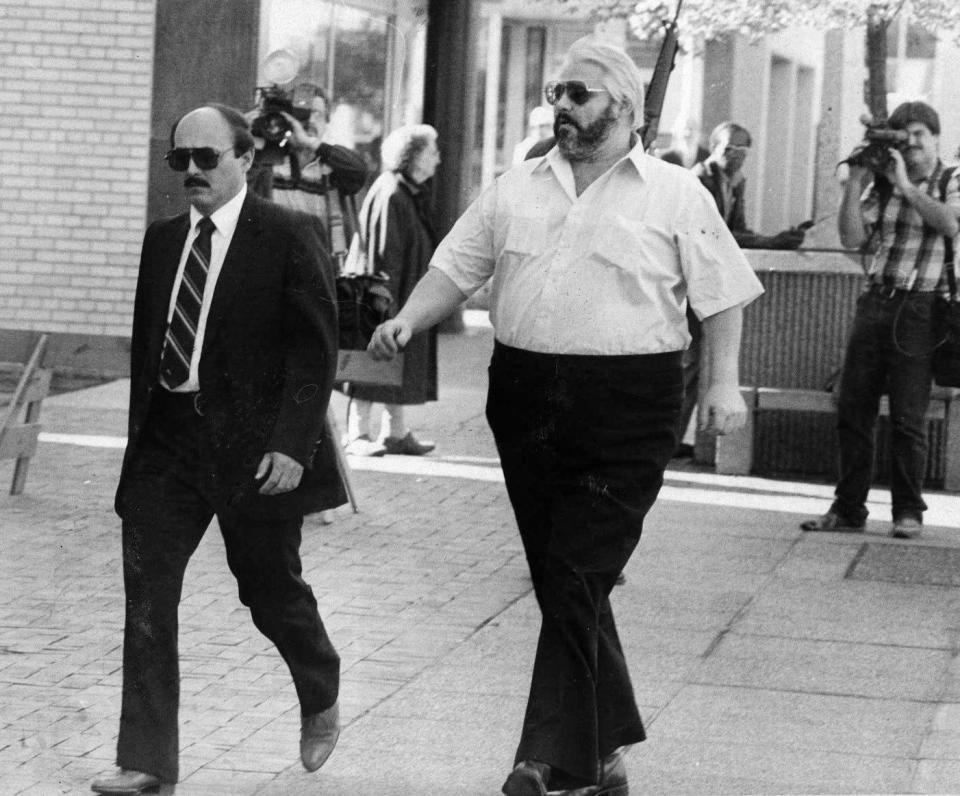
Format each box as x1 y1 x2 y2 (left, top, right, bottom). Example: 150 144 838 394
189 182 247 238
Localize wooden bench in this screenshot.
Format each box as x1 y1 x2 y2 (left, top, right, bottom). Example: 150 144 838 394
713 385 960 491
1 329 131 495
2 328 397 502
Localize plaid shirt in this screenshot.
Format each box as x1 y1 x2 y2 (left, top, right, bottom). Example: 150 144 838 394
861 160 960 292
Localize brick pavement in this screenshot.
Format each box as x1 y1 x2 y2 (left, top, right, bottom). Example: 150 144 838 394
0 427 532 794
5 324 960 794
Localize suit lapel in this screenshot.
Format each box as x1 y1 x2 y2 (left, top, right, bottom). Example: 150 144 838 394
202 192 262 350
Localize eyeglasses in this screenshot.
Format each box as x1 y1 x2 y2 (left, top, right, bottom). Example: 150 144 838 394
723 145 750 155
544 80 607 106
165 147 233 172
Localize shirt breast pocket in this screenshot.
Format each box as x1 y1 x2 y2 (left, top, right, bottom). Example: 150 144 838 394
588 214 672 276
503 215 552 257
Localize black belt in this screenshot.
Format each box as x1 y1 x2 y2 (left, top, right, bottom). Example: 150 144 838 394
866 283 930 300
152 387 206 417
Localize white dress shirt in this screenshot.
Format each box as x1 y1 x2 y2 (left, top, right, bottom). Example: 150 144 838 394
431 141 764 355
164 183 247 392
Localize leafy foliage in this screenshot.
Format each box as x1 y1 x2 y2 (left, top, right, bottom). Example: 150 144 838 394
558 0 960 43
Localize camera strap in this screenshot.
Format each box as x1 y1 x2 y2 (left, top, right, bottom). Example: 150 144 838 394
869 163 950 286
286 150 302 185
323 174 350 270
938 165 958 302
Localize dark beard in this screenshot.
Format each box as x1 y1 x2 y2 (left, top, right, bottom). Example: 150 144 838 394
554 102 618 160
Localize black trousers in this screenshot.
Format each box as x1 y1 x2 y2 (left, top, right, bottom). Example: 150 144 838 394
116 391 339 783
486 342 683 786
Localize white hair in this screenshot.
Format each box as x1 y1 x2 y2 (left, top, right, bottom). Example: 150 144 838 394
380 124 438 174
561 36 645 124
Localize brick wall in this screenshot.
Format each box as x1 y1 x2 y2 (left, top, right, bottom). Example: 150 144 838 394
0 0 155 336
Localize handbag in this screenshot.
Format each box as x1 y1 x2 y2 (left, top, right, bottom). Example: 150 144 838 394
331 193 394 351
933 235 960 387
932 165 960 387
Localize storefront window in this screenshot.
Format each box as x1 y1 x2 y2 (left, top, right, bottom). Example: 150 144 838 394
884 17 936 103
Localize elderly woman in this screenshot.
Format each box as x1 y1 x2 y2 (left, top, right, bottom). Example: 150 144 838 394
345 124 441 456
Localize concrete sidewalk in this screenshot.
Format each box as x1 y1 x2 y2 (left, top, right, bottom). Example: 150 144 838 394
3 320 960 794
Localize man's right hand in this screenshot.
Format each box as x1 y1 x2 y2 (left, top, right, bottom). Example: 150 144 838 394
368 319 412 360
280 111 320 152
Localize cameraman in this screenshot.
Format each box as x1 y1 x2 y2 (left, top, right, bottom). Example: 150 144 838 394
248 86 368 265
802 101 960 539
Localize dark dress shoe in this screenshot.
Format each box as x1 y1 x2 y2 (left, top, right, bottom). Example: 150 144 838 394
502 760 549 796
300 701 340 771
382 431 435 456
558 748 629 795
91 769 173 794
800 510 864 533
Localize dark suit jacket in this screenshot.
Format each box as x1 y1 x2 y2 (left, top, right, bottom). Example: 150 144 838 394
115 191 347 520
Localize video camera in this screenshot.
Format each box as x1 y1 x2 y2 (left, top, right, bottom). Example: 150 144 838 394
842 115 909 172
251 84 311 146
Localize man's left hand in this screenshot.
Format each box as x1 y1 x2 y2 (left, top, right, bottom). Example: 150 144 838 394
698 384 748 436
256 451 304 495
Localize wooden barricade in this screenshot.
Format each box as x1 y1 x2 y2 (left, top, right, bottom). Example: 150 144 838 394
1 328 397 504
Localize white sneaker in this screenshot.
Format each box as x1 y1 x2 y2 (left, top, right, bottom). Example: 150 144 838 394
344 435 386 457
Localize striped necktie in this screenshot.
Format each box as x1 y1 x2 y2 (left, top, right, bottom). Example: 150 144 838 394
159 216 215 389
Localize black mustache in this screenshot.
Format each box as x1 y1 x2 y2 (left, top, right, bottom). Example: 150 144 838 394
184 176 209 188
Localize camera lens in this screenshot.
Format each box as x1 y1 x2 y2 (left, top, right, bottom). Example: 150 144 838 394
253 111 291 144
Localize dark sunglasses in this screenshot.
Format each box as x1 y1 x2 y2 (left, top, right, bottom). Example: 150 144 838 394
544 80 607 106
164 147 233 172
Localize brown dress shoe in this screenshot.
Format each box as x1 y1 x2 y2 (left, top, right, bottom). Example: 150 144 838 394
892 516 922 539
559 748 629 795
800 511 864 532
300 701 340 772
91 769 173 794
502 760 549 796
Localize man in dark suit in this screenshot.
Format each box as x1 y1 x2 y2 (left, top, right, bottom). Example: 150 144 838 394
92 104 346 795
691 121 805 250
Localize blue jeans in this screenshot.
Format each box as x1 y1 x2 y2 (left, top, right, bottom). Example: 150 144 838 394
831 289 937 524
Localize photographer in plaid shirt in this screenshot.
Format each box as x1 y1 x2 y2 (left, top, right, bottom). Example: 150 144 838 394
803 101 960 539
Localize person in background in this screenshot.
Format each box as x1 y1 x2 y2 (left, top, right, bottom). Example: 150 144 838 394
91 104 344 795
692 121 806 251
511 105 556 166
675 120 806 458
658 114 708 168
248 85 368 269
367 37 762 796
802 101 960 539
344 124 442 457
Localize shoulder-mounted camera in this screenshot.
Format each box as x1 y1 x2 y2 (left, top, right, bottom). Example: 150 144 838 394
841 115 909 172
251 50 314 164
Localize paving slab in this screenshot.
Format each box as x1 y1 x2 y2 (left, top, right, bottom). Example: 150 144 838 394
4 322 960 794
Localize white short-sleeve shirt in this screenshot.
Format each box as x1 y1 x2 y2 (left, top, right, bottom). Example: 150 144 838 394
431 141 764 355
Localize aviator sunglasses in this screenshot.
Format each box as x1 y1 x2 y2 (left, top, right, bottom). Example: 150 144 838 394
544 80 608 106
164 147 233 172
